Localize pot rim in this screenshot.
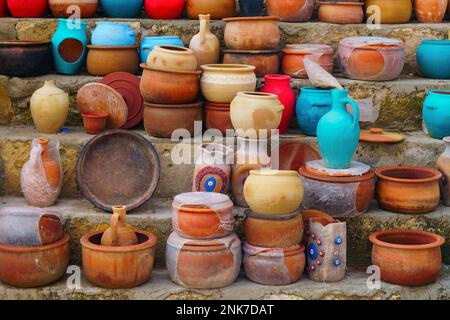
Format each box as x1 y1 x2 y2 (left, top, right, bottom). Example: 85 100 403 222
264 74 291 81
144 101 203 109
299 166 375 183
421 40 450 46
375 166 442 184
0 233 70 253
87 45 139 49
201 64 256 73
80 230 157 253
140 63 202 75
369 229 445 250
205 102 231 110
167 232 239 252
282 47 333 55
223 16 280 22
249 169 299 177
245 209 302 221
142 36 182 40
0 40 51 46
153 45 194 55
236 91 279 99
222 49 280 54
319 1 364 6
243 243 305 257
300 86 333 93
81 111 109 119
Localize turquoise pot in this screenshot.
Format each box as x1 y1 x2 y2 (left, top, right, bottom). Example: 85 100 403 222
100 0 144 18
91 22 137 46
296 87 332 136
51 19 88 75
317 89 360 169
417 40 450 80
423 89 450 139
140 36 184 63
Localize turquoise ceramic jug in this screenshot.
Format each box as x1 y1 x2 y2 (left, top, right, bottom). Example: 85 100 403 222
51 19 88 75
316 89 360 169
423 89 450 139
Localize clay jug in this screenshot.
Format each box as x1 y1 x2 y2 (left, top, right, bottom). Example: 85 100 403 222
189 14 220 68
37 138 62 190
101 206 138 247
30 80 69 134
437 137 450 206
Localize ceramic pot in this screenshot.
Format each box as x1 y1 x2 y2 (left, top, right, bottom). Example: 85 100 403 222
223 16 280 50
143 101 203 138
30 81 69 134
375 166 441 214
437 137 450 206
87 45 140 76
244 243 305 286
244 170 304 215
0 41 53 77
223 50 280 77
200 64 257 104
166 232 241 289
423 90 450 139
302 210 335 244
282 44 334 79
140 64 201 104
52 19 88 75
7 0 47 17
296 87 333 137
370 229 444 286
186 0 236 19
364 0 412 23
417 40 450 79
318 2 364 24
140 36 184 63
189 14 220 67
49 0 99 17
0 0 7 16
100 0 143 18
172 192 234 239
81 230 157 288
0 234 69 288
245 210 303 247
266 0 315 22
415 0 448 23
147 45 198 71
82 111 108 135
101 206 138 247
91 22 137 47
238 0 264 16
204 102 232 134
260 74 296 135
145 0 185 19
37 138 62 190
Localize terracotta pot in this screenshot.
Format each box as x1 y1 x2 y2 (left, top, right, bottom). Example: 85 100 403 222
200 64 256 104
375 166 441 214
222 50 280 77
302 210 335 244
230 92 284 139
49 0 99 17
204 102 232 134
223 16 280 51
244 170 304 215
7 0 47 17
189 14 220 67
36 138 62 191
87 45 140 76
415 0 448 23
370 229 444 286
266 0 315 22
140 64 201 104
81 230 157 289
245 209 303 247
81 111 108 135
186 0 236 19
0 234 69 288
282 44 334 79
143 101 203 138
243 243 305 285
147 45 198 71
166 232 242 289
318 2 364 24
365 0 412 24
101 206 138 247
437 137 450 206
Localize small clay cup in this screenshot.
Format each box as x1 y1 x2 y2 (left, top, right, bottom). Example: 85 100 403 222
81 111 108 135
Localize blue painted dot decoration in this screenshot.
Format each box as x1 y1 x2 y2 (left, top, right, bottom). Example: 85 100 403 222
333 258 342 267
335 236 343 245
308 243 318 260
204 177 217 192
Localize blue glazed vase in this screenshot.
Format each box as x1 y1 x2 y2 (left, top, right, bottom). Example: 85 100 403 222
316 89 360 169
238 0 264 16
296 87 332 136
100 0 144 18
423 89 450 139
51 19 88 75
140 36 184 63
91 22 137 46
417 40 450 79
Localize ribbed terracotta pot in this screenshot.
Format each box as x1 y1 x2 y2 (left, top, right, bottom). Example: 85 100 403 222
318 2 364 24
87 45 140 76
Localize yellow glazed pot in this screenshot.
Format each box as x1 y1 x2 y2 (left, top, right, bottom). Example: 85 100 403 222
147 45 198 71
243 170 304 215
365 0 412 24
30 80 69 134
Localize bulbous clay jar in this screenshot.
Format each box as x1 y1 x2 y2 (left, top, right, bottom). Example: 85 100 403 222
318 2 364 24
147 45 198 71
204 102 232 134
189 14 220 67
186 0 236 20
282 44 334 79
266 0 315 22
87 45 140 76
101 205 138 247
49 0 99 18
370 229 444 286
437 137 450 206
415 0 448 23
365 0 412 24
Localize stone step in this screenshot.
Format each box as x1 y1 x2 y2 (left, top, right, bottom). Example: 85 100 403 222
0 267 448 300
0 126 446 199
0 196 448 268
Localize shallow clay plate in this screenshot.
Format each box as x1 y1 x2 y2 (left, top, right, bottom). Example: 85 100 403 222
77 83 128 129
278 142 321 171
76 130 160 212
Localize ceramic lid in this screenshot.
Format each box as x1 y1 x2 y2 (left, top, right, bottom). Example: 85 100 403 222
166 231 239 251
173 192 233 211
360 128 405 143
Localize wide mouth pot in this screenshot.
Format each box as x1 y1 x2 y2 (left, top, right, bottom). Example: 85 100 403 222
201 64 256 73
82 111 108 119
243 243 305 257
375 166 442 183
222 49 280 55
369 229 444 250
0 234 70 253
245 209 301 221
88 45 139 50
249 169 299 177
141 63 202 75
81 230 157 253
144 101 203 109
223 16 280 22
0 40 51 47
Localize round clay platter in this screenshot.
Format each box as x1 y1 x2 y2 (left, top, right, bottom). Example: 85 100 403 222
278 142 321 171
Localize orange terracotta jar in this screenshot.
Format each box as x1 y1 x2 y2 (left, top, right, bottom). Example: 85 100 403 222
187 0 236 19
101 206 138 247
318 2 364 24
282 44 334 79
415 0 448 23
266 0 315 22
365 0 412 24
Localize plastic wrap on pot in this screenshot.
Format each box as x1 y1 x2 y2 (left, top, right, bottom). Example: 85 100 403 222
283 44 334 79
338 37 405 81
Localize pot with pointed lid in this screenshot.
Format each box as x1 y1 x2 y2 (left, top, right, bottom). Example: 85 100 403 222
101 206 138 246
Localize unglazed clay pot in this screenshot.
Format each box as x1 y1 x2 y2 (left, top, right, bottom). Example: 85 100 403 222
101 206 138 247
49 0 99 18
223 16 280 51
186 0 236 19
370 229 444 286
437 137 450 206
222 50 280 77
302 210 335 244
282 44 334 79
87 45 140 76
189 15 220 67
244 170 304 215
145 0 185 19
7 0 47 17
81 230 157 289
147 45 198 72
200 64 257 104
375 167 441 214
166 232 242 289
318 2 364 24
36 138 62 190
266 0 315 22
81 111 108 135
204 102 232 134
243 243 305 286
30 81 69 134
415 0 448 23
140 64 201 104
0 234 69 288
365 0 412 24
245 210 303 247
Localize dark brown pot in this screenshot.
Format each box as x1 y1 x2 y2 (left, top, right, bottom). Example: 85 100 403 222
204 102 232 134
87 45 140 76
0 41 53 77
222 50 280 77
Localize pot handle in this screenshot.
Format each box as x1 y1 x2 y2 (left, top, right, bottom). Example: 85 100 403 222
110 212 120 246
343 97 360 128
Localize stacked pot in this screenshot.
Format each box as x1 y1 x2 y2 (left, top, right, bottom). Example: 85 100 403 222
166 192 241 289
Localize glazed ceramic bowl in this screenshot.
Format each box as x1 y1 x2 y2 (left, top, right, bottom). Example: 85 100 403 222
100 0 144 18
91 21 137 46
140 36 184 63
87 45 140 76
423 89 450 139
222 50 280 77
417 40 450 80
370 229 444 286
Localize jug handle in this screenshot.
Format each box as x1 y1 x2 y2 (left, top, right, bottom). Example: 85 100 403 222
343 97 360 128
110 212 120 246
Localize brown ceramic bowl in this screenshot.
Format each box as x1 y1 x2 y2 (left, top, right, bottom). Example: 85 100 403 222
375 166 441 214
87 45 140 76
81 230 157 289
222 50 280 77
370 229 444 286
204 102 232 134
0 234 70 288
